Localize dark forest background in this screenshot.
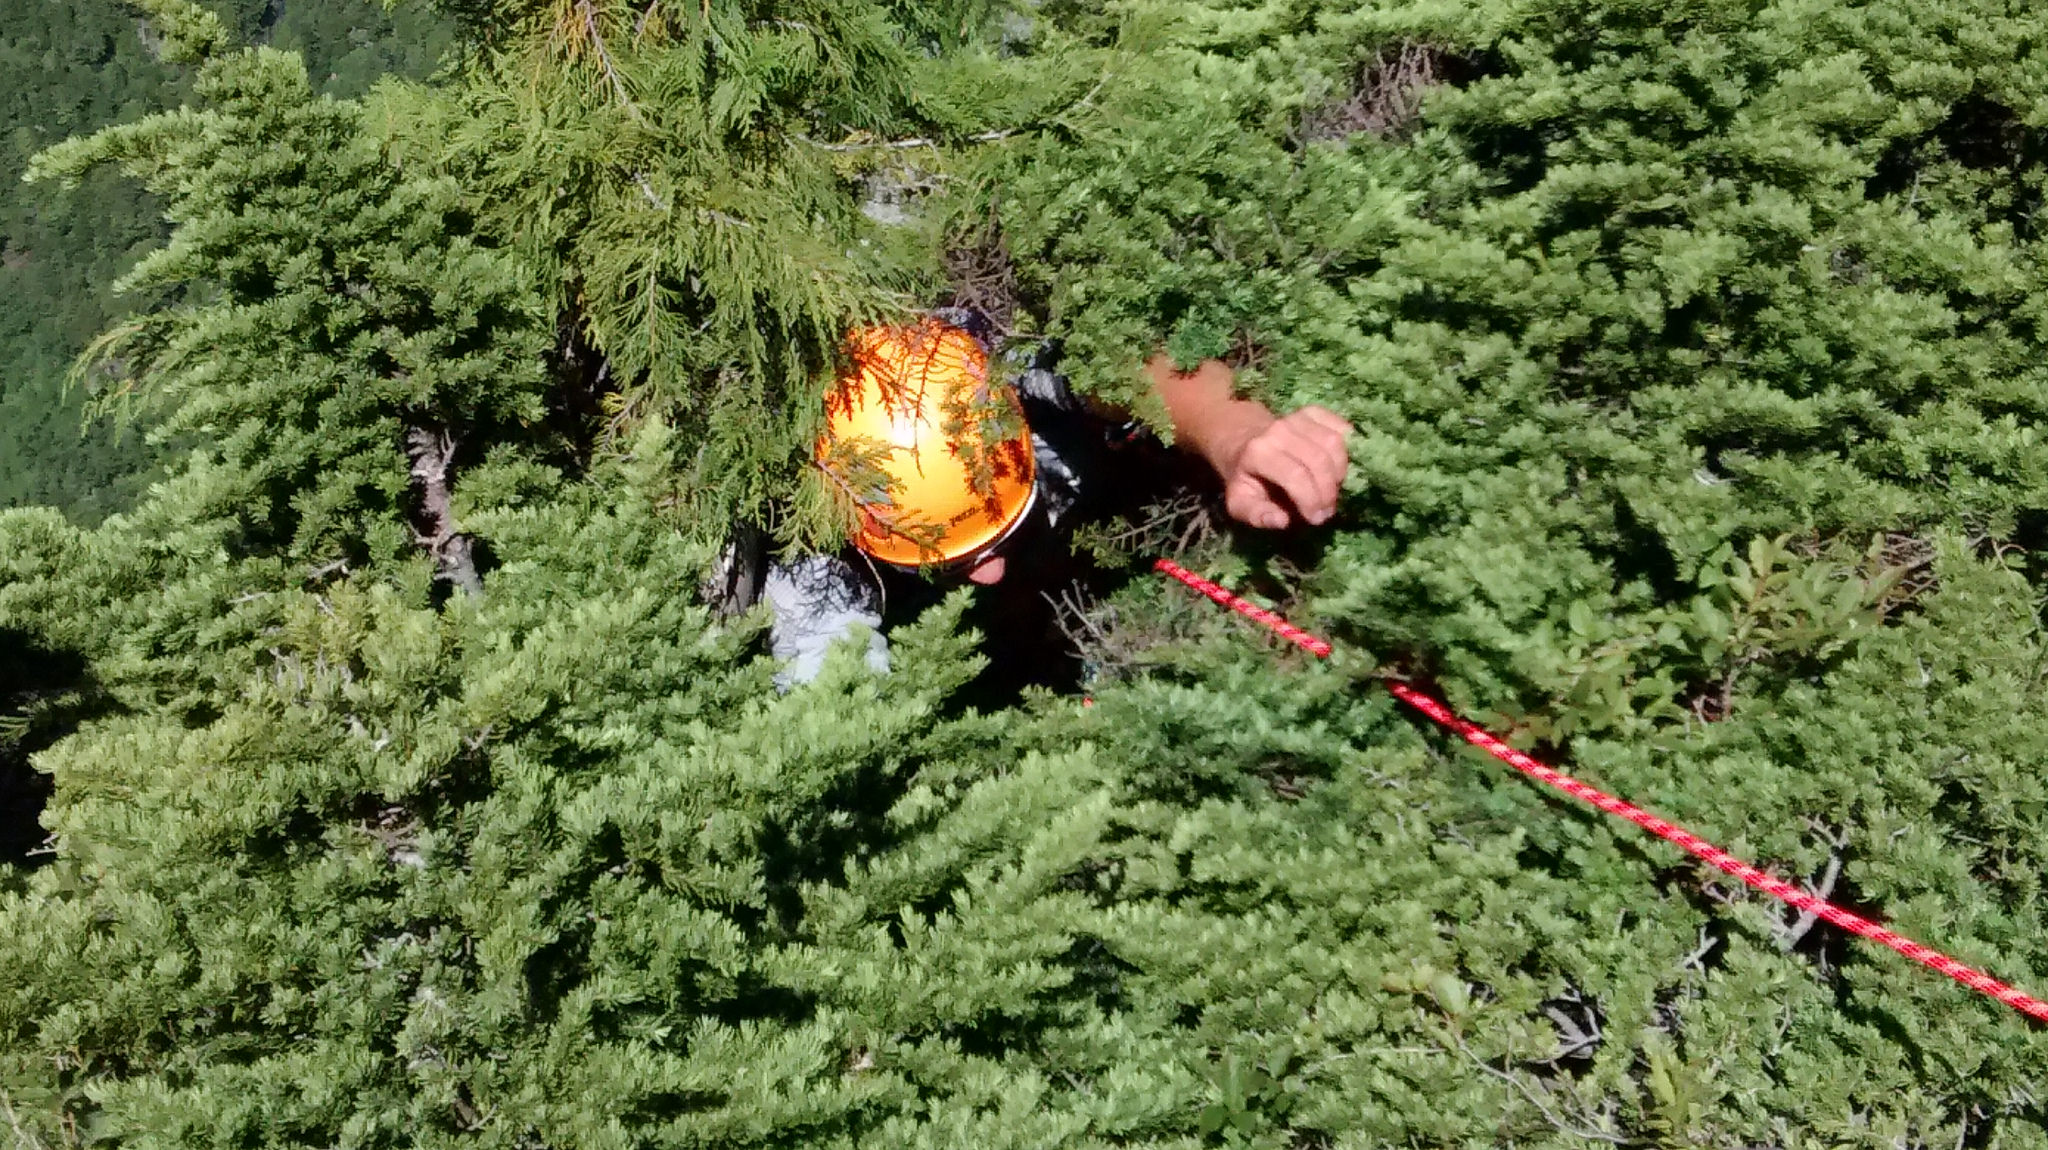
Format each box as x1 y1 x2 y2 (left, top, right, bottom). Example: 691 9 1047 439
0 0 450 521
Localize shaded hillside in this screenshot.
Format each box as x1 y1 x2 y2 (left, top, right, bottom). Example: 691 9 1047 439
0 0 451 522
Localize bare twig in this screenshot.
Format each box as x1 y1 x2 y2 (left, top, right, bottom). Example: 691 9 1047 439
1044 585 1114 649
942 209 1022 334
1299 42 1450 143
578 0 644 121
1449 1033 1628 1144
1539 986 1604 1063
634 172 667 211
1676 926 1720 973
1781 824 1849 948
0 1088 55 1150
800 129 1015 152
304 558 351 583
452 1087 491 1131
1544 1008 1599 1060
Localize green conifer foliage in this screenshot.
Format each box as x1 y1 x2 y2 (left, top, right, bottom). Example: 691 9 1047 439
401 0 1097 542
0 428 1094 1145
6 0 2048 1144
980 0 2048 1139
27 26 550 584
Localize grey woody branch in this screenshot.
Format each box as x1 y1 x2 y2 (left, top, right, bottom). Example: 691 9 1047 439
405 424 483 597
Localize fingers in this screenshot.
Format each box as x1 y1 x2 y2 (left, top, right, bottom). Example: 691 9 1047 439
1224 407 1352 529
1235 434 1334 526
1295 404 1353 439
1225 474 1290 530
1276 413 1350 501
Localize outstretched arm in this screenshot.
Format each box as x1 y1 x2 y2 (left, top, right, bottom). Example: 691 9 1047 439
1145 354 1351 529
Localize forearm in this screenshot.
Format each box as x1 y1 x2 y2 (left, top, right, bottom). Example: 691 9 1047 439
1144 354 1274 477
1145 352 1352 529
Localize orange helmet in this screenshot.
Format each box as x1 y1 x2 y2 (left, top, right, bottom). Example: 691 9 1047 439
816 318 1037 567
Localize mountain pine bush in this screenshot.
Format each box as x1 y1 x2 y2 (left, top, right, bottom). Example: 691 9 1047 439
4 0 2048 1144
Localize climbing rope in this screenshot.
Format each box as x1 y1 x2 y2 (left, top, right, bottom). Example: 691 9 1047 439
1153 557 2048 1025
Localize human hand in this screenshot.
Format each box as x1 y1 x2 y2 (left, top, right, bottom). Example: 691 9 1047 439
1216 405 1352 530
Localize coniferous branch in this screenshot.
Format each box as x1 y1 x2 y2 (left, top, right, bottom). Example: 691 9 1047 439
1445 1033 1629 1145
0 1088 51 1150
633 0 662 40
127 0 230 64
571 0 644 121
798 129 1016 152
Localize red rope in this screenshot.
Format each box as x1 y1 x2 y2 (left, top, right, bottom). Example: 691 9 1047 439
1154 559 1332 657
1152 557 2048 1025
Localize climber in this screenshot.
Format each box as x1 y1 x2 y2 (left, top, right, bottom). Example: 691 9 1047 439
756 312 1352 687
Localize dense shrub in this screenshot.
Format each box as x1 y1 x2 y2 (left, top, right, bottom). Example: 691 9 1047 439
4 0 2048 1145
